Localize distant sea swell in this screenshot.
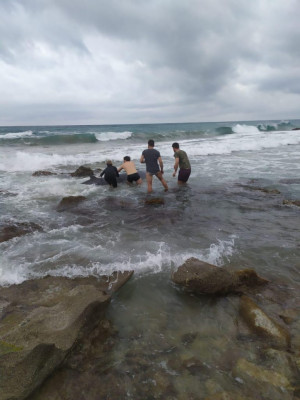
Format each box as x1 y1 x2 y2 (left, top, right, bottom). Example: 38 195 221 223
0 120 298 146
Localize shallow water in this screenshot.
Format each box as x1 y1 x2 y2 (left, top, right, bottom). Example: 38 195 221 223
1 121 300 398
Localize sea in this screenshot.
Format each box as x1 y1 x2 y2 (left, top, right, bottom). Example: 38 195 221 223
1 120 300 398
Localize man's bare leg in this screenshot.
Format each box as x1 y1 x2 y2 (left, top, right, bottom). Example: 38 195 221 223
156 171 168 191
146 173 153 193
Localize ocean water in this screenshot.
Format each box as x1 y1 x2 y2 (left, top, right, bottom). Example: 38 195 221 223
1 120 300 398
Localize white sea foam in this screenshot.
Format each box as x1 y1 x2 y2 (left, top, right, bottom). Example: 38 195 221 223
0 237 237 285
171 129 300 157
0 151 98 172
95 131 132 141
232 124 260 134
0 130 33 139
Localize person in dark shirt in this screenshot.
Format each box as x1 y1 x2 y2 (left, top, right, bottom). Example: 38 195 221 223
140 139 168 193
100 160 119 188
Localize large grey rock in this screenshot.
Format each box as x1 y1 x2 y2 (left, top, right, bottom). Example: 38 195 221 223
0 272 133 400
172 258 268 295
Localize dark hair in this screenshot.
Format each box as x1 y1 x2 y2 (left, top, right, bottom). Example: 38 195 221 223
124 156 130 161
148 139 155 147
172 142 179 149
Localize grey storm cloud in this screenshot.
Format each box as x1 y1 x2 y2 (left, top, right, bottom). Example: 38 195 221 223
0 0 299 125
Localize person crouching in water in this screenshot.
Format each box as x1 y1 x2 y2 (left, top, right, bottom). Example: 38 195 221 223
118 156 143 185
100 159 119 188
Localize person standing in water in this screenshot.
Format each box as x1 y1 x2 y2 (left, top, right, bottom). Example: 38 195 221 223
118 156 143 185
140 139 168 193
100 160 119 188
172 142 191 184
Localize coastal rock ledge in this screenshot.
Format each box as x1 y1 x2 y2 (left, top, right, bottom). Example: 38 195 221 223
0 272 133 400
172 257 268 295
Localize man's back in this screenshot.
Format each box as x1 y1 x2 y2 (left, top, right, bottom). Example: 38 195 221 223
142 148 160 174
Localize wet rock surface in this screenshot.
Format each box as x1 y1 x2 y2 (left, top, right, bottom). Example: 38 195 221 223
56 195 87 212
0 269 297 400
32 170 57 176
70 165 94 177
283 199 300 207
144 197 165 205
172 257 268 295
0 272 133 400
0 221 43 243
240 295 291 349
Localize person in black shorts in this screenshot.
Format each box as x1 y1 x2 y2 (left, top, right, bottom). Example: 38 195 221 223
172 142 191 184
140 139 168 193
118 156 143 185
100 160 119 188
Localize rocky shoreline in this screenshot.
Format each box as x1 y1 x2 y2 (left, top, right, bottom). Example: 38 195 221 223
0 258 299 400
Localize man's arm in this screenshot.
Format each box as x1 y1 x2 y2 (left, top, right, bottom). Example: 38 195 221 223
140 154 145 163
158 156 164 173
117 165 123 173
173 157 180 177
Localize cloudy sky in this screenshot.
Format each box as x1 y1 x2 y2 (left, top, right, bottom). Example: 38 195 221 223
1 0 299 126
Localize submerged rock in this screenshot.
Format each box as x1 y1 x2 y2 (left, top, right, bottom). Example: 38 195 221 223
240 295 291 348
0 222 43 243
172 258 268 295
232 358 291 391
144 197 165 205
283 199 300 207
70 166 94 177
32 170 57 176
57 195 87 212
0 272 133 400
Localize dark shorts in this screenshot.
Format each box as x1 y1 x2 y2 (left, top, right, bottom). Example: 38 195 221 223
178 168 191 183
146 170 160 176
127 172 141 183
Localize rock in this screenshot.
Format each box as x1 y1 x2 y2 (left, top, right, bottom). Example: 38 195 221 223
283 199 300 207
240 185 281 194
0 272 133 400
232 358 291 388
254 187 281 194
279 309 299 325
70 166 94 177
205 391 252 400
240 296 291 348
32 170 57 176
144 197 165 205
57 195 87 212
0 222 43 243
292 128 300 130
262 348 300 382
172 258 268 295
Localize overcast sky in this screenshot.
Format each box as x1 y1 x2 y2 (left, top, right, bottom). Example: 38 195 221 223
0 0 299 126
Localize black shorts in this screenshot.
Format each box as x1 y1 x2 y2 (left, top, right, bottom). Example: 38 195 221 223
178 168 191 182
127 172 141 183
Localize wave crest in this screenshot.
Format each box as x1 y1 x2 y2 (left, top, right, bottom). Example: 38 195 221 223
95 131 132 141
